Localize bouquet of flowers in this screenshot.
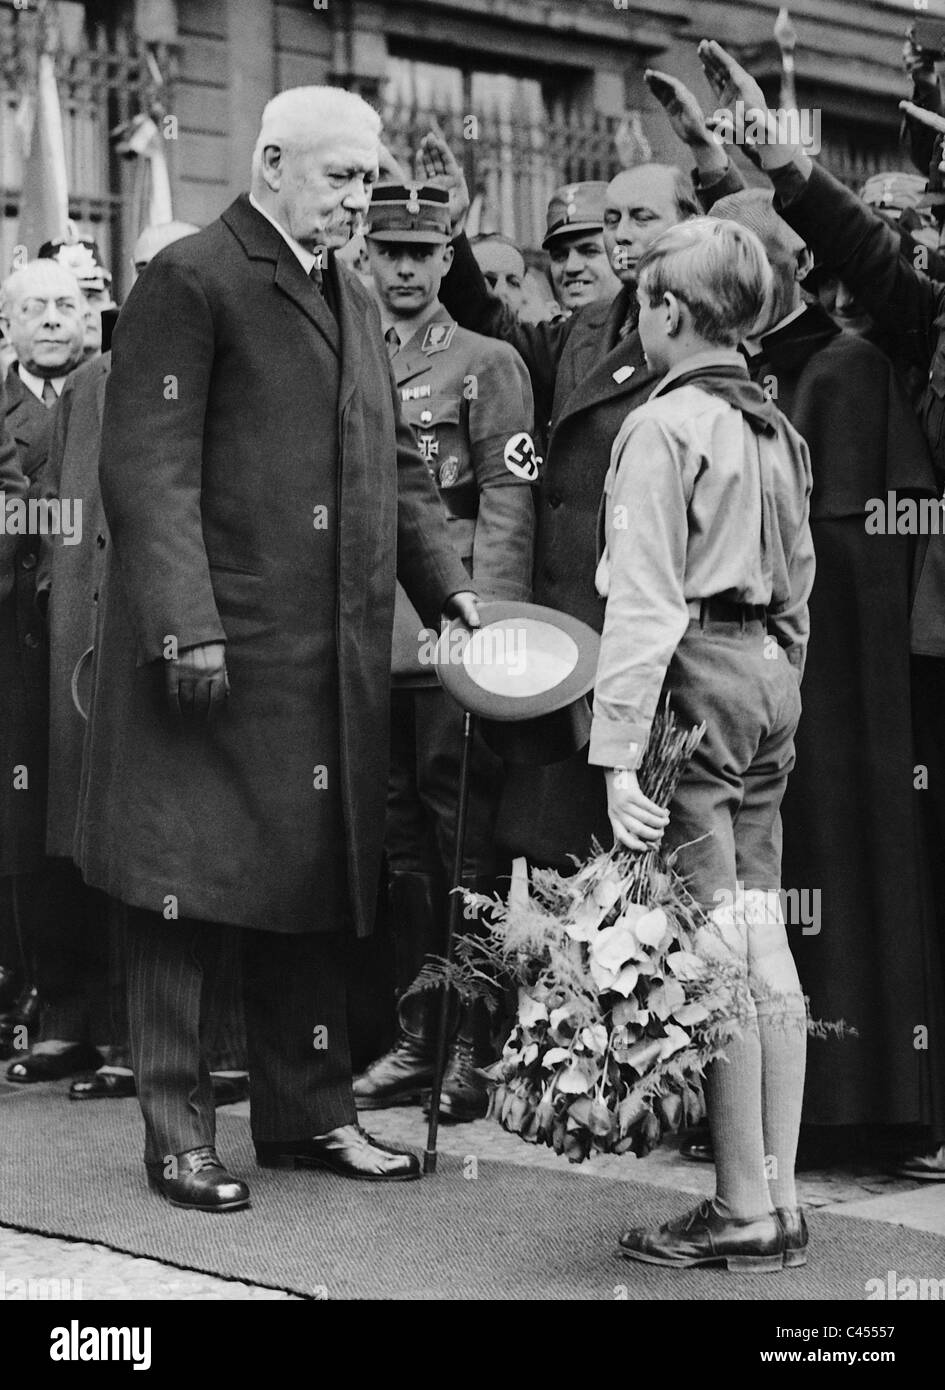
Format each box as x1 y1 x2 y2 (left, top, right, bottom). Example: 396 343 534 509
413 702 755 1163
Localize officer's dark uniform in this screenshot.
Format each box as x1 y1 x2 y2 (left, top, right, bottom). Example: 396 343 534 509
354 184 536 1119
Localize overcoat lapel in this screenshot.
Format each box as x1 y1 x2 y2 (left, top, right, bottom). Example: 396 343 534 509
553 289 652 427
222 194 341 357
273 243 340 356
555 331 651 427
333 257 365 413
94 361 109 428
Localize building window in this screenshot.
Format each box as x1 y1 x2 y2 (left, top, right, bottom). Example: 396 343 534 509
382 54 620 249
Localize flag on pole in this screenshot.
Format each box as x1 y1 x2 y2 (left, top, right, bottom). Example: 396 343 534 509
17 49 70 258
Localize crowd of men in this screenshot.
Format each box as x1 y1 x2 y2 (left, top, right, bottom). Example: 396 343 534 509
1 32 945 1215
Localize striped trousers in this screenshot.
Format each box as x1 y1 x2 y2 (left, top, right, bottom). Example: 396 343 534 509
122 905 356 1167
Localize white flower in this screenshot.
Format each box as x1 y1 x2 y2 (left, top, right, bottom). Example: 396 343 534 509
609 963 640 998
634 907 669 948
580 1024 609 1055
517 991 548 1028
591 917 639 974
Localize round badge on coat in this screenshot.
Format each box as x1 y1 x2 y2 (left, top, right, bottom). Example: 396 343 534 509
439 457 459 488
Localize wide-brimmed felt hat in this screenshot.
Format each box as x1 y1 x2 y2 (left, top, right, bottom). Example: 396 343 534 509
435 600 601 765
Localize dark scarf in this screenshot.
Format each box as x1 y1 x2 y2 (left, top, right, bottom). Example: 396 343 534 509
656 360 781 436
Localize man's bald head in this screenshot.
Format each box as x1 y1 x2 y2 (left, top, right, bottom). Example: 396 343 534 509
250 86 381 251
603 164 699 286
711 188 811 334
132 221 200 273
2 258 82 317
1 259 86 378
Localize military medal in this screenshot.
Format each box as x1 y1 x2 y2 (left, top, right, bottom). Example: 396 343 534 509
418 433 440 462
439 456 459 488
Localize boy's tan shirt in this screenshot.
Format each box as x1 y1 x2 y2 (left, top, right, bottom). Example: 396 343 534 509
589 349 814 771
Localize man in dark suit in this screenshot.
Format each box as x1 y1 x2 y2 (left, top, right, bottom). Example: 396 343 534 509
0 260 86 1063
76 86 477 1211
417 136 698 867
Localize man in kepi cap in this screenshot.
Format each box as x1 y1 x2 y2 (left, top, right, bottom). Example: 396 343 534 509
543 181 620 313
354 183 536 1121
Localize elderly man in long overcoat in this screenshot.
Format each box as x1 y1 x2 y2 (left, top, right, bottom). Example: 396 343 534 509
76 86 476 1210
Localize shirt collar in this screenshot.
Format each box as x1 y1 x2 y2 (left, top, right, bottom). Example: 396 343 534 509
744 301 808 356
649 348 748 399
248 193 322 275
16 363 66 401
379 299 446 348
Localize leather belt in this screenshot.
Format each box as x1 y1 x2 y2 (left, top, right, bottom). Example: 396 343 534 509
687 596 767 625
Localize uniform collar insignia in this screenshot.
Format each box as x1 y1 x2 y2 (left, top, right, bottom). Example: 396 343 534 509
421 320 457 353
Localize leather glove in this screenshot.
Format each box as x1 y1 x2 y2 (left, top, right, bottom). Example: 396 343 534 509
165 641 229 721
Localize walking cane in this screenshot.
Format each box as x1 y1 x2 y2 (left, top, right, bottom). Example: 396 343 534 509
423 707 475 1175
421 601 601 1173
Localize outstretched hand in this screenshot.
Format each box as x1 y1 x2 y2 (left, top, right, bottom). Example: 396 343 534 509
899 98 945 137
698 39 768 122
414 130 470 236
644 69 715 148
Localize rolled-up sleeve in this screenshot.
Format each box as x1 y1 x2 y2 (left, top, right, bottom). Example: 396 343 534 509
588 415 691 770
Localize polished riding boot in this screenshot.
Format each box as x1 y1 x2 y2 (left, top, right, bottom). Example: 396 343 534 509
432 876 500 1123
435 996 493 1122
353 873 445 1110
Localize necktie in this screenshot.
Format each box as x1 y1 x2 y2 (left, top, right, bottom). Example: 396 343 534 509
308 263 324 297
41 379 57 406
384 327 400 361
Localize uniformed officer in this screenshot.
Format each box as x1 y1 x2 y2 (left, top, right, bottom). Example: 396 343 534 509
353 183 537 1121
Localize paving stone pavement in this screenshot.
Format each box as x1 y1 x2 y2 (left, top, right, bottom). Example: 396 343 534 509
0 1089 940 1300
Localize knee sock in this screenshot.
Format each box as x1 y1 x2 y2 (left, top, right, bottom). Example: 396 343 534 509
704 1006 773 1220
744 891 807 1212
755 989 807 1211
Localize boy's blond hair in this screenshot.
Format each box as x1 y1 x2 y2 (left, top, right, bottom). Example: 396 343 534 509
636 216 773 346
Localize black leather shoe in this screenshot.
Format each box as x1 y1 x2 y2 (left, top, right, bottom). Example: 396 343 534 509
680 1125 714 1163
146 1146 250 1211
777 1206 809 1268
70 1069 137 1100
618 1199 785 1272
211 1072 250 1106
353 1033 434 1110
7 1042 103 1083
256 1124 421 1181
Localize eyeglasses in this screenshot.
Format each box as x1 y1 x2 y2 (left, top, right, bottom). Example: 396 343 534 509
9 297 83 320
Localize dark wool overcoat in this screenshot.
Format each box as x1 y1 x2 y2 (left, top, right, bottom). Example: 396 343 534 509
38 352 110 858
0 368 53 876
75 196 470 936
